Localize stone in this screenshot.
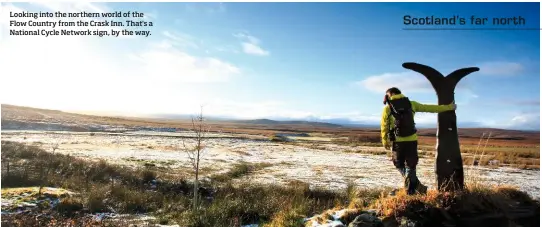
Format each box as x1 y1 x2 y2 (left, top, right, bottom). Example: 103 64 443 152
398 217 418 227
381 216 399 227
348 211 384 227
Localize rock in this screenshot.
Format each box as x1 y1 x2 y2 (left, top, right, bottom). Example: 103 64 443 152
365 210 379 215
329 220 346 227
339 209 369 224
488 160 499 165
381 217 399 227
398 217 417 227
348 211 384 227
270 134 291 142
389 189 400 196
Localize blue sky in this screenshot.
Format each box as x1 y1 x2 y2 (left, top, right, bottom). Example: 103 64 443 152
1 2 540 130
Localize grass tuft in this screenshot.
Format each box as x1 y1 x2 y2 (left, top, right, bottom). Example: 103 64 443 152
1 141 539 227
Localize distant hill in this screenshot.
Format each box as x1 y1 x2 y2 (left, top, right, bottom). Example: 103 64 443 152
1 104 539 137
0 104 345 131
147 115 344 128
234 119 343 128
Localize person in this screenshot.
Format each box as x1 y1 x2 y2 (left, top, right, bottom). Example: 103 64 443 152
381 87 456 195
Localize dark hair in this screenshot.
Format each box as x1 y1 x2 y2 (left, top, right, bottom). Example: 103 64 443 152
386 87 401 95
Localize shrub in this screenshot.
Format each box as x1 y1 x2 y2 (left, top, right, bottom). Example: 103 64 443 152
86 186 109 213
347 135 381 144
55 197 84 216
140 168 157 183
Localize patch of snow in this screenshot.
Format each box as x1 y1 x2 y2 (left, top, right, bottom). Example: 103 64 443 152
89 213 157 222
331 209 346 220
304 208 352 227
2 131 539 199
241 224 259 227
18 202 37 207
308 219 345 227
1 188 65 214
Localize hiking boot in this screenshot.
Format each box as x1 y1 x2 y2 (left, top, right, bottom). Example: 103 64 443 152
416 183 428 194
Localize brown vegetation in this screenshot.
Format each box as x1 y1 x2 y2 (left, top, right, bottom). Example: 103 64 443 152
2 104 540 170
1 139 539 227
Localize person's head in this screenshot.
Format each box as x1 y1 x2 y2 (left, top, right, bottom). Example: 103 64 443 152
383 87 401 105
386 87 401 98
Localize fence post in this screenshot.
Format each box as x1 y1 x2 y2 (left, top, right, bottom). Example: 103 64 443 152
402 62 479 192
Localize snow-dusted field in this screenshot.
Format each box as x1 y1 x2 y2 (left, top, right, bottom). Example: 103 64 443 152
2 130 539 199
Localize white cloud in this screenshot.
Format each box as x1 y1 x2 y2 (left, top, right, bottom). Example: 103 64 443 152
478 61 524 76
202 99 311 119
131 43 241 83
234 32 269 56
235 33 260 44
215 45 240 54
356 71 474 95
194 103 440 126
412 113 445 127
149 40 174 49
143 12 157 20
1 2 242 115
184 101 386 124
355 72 433 93
506 112 540 130
176 99 382 123
162 31 199 49
1 27 126 112
317 112 381 122
149 97 538 130
241 42 269 56
474 112 540 131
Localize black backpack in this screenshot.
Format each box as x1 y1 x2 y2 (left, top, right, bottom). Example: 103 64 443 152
387 97 417 139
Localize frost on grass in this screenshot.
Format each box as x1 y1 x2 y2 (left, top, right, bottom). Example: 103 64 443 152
2 131 539 199
1 187 77 214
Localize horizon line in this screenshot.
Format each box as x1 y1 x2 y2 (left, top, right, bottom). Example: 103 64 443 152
1 103 539 132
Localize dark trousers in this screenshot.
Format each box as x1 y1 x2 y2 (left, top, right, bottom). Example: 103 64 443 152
392 141 420 195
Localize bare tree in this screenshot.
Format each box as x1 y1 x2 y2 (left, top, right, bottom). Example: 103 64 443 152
51 135 61 154
181 106 210 211
39 133 63 196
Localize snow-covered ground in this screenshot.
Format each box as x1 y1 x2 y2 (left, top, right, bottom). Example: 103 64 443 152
0 186 180 227
2 130 539 199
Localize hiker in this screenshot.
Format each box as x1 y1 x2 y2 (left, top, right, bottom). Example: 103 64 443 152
381 87 456 195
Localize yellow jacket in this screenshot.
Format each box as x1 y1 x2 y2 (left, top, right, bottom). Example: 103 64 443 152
381 94 455 146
